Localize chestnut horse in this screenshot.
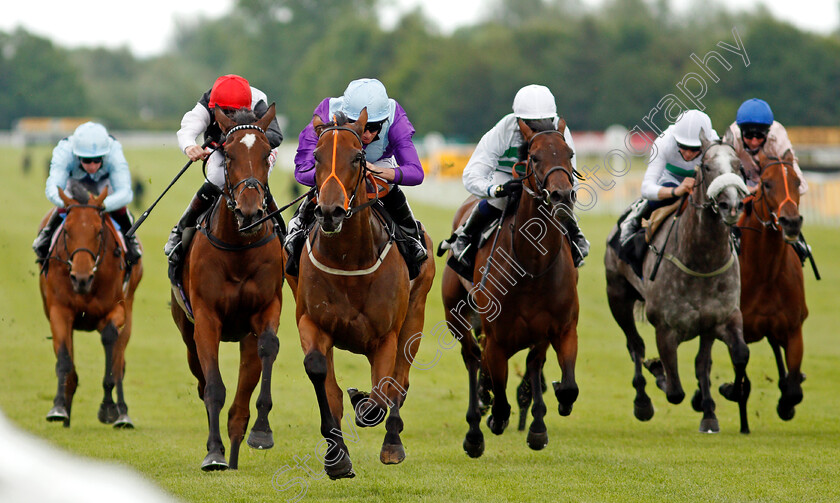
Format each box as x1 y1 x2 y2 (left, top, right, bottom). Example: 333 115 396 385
441 118 580 458
723 149 807 420
605 132 752 433
171 105 284 471
38 184 142 428
286 109 434 479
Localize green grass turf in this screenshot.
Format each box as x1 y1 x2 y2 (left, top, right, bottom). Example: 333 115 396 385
1 145 838 502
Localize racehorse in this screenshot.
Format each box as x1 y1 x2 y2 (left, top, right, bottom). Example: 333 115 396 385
724 149 807 420
38 183 142 428
171 105 284 471
286 109 435 479
605 131 753 433
441 118 580 457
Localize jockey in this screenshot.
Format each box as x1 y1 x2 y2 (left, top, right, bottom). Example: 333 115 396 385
449 84 590 267
619 109 718 246
284 78 428 276
34 122 141 265
724 98 810 261
165 74 284 272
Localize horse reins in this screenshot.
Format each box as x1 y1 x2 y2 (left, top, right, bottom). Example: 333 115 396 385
755 159 798 230
316 125 381 217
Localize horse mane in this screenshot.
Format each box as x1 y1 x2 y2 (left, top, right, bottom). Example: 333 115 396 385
65 178 98 203
230 108 258 125
518 118 556 161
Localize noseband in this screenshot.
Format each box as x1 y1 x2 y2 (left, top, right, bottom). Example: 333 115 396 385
220 124 271 212
753 159 798 229
519 129 583 206
693 142 748 216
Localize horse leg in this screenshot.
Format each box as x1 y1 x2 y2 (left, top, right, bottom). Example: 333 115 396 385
606 276 653 420
776 330 804 420
693 335 719 433
248 324 280 449
717 312 751 433
300 316 354 479
47 307 76 428
110 319 134 429
365 332 408 465
654 326 685 405
525 345 549 450
226 336 259 470
98 322 120 425
193 312 228 471
484 338 510 436
551 326 580 417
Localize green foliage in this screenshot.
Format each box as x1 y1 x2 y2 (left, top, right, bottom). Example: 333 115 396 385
2 145 840 502
1 0 839 139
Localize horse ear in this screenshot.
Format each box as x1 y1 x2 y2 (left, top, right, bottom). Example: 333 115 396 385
92 186 108 207
256 103 276 132
699 129 712 151
57 187 73 207
721 128 735 147
556 117 567 135
781 148 794 165
518 118 534 143
351 108 368 136
755 147 769 168
215 106 235 134
313 115 327 137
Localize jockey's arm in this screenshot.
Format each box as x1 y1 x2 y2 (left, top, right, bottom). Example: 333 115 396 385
102 142 133 212
45 140 74 207
463 117 511 198
177 102 212 160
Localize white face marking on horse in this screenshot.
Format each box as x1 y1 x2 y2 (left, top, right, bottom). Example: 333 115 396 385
240 133 256 149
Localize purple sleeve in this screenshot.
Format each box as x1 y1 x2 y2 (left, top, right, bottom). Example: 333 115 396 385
294 98 332 187
384 102 424 186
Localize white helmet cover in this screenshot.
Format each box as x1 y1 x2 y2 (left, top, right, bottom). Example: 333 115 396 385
512 84 557 120
672 110 714 148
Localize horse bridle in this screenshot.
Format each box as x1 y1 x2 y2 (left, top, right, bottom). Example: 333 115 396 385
315 125 381 218
519 129 583 206
751 159 799 230
692 141 745 216
220 124 272 212
57 204 106 273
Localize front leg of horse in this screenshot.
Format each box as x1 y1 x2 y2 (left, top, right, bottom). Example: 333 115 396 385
776 334 804 421
551 327 580 417
47 312 76 428
248 326 280 450
716 313 751 433
194 317 229 471
98 322 120 425
461 342 485 458
655 328 685 405
694 336 719 433
111 323 134 429
303 349 354 479
525 349 549 451
484 340 511 436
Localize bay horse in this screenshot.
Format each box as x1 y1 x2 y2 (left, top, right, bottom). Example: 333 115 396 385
441 118 580 458
286 109 434 479
723 149 807 420
605 132 753 433
171 105 284 471
38 183 142 428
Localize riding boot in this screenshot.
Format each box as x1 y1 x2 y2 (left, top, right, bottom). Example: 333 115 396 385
165 181 219 271
449 203 498 264
110 210 142 265
33 209 63 263
284 194 316 277
565 219 590 268
618 198 649 247
380 186 428 263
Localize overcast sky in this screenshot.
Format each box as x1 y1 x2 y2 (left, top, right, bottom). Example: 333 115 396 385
1 0 837 58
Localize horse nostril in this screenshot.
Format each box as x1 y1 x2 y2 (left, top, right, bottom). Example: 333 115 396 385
330 207 347 221
718 201 729 212
737 201 744 211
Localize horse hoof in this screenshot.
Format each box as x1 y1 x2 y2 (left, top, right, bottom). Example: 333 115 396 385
777 403 796 421
46 406 69 423
719 382 737 402
463 435 485 458
526 429 548 451
98 403 119 424
326 456 355 480
691 390 703 412
113 414 134 429
633 397 654 421
380 443 406 465
698 418 720 434
487 415 508 435
666 390 685 405
557 402 574 417
201 452 229 471
247 429 274 449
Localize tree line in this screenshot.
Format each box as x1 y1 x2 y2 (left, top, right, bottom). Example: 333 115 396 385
1 0 838 141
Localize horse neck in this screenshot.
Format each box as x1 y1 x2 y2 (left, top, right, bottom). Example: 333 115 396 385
315 198 384 267
675 197 733 269
510 193 566 270
741 195 789 273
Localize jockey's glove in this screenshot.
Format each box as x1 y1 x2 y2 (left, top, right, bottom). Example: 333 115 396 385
493 179 523 198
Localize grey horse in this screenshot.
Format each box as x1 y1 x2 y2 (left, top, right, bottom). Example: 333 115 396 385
605 131 752 433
